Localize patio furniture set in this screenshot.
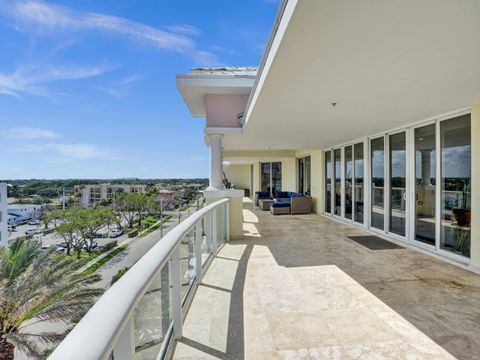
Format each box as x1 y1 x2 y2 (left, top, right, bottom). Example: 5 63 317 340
255 191 312 215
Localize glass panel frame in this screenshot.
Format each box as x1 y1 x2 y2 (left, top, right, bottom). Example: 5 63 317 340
325 151 332 214
353 143 364 224
371 137 385 230
440 114 471 257
334 149 342 216
389 132 407 237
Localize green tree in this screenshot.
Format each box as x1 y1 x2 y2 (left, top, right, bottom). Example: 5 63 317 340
0 239 103 360
113 193 150 228
76 207 114 252
56 209 84 257
39 209 53 229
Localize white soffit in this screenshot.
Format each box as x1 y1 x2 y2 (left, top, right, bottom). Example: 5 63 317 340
223 0 480 151
176 73 255 118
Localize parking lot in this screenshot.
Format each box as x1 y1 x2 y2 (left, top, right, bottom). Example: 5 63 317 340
8 222 129 249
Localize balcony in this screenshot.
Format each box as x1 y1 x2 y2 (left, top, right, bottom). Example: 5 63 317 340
50 197 480 360
173 200 480 359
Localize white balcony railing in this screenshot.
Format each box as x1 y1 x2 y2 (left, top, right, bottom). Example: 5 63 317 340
48 198 230 360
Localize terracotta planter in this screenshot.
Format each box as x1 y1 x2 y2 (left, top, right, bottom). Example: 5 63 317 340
452 208 471 227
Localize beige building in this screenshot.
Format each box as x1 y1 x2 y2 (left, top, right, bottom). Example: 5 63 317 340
74 183 146 207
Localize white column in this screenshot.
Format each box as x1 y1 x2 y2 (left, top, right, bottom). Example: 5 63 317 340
206 134 224 190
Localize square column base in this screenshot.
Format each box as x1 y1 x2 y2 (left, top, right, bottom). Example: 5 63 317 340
204 189 244 240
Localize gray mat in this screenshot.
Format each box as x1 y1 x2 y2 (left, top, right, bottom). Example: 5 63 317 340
348 235 405 250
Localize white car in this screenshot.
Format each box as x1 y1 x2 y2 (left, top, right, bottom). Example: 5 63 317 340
28 219 41 225
83 240 98 250
25 229 40 235
109 229 123 238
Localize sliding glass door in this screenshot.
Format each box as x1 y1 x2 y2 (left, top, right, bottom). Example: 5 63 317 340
389 132 406 237
260 162 282 198
298 156 311 196
440 114 471 257
344 146 353 220
371 137 385 230
325 151 332 214
414 124 436 246
353 143 364 224
323 112 472 261
334 149 342 216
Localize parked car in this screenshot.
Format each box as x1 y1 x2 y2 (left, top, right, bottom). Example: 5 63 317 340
93 231 108 238
28 219 41 225
7 225 16 232
83 240 98 250
109 229 123 238
25 229 40 235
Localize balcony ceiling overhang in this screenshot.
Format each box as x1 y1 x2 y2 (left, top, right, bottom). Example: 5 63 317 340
222 0 480 151
176 73 255 118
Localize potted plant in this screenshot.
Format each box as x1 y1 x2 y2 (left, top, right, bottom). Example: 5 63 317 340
452 180 471 226
453 228 470 257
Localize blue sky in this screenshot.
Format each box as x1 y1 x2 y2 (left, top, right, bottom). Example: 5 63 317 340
0 0 278 179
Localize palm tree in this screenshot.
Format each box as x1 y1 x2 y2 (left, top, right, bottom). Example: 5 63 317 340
0 239 103 360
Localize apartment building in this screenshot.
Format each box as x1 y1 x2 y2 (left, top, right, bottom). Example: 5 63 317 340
74 183 146 207
0 183 7 246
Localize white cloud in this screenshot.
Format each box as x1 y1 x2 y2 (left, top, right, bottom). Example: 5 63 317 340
95 74 139 98
44 143 112 159
165 24 200 36
15 142 120 160
0 63 116 98
1 127 60 139
0 1 219 65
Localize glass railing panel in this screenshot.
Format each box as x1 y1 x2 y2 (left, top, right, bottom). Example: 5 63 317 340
180 229 195 301
133 263 171 360
202 213 213 266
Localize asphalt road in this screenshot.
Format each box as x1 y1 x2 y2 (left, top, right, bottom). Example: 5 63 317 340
95 207 195 287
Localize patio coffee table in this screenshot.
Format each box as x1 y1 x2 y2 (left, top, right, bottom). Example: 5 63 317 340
258 198 274 211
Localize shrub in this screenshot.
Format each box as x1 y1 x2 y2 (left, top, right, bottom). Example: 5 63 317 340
128 229 139 238
99 240 118 253
111 267 130 285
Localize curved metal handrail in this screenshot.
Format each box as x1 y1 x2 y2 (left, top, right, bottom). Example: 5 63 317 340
48 198 229 360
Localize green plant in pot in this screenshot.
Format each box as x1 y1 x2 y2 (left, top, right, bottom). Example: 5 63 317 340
452 180 471 227
453 227 470 257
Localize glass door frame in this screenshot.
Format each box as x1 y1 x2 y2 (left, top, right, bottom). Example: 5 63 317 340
408 120 437 251
325 142 366 225
386 129 409 240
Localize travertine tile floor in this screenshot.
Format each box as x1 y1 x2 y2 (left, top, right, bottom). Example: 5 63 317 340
173 205 480 359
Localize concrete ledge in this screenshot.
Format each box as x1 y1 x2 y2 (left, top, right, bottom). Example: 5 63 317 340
203 189 244 198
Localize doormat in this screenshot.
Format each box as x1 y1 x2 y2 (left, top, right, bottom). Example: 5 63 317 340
348 235 405 250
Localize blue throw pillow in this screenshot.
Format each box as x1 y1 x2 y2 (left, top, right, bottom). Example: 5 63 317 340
275 191 288 198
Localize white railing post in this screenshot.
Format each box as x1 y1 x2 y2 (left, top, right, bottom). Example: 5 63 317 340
225 201 230 242
194 222 203 284
211 208 218 254
112 318 135 360
171 246 182 340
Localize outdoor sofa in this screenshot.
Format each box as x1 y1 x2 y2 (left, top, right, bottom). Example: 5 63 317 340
255 191 271 206
270 191 312 215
